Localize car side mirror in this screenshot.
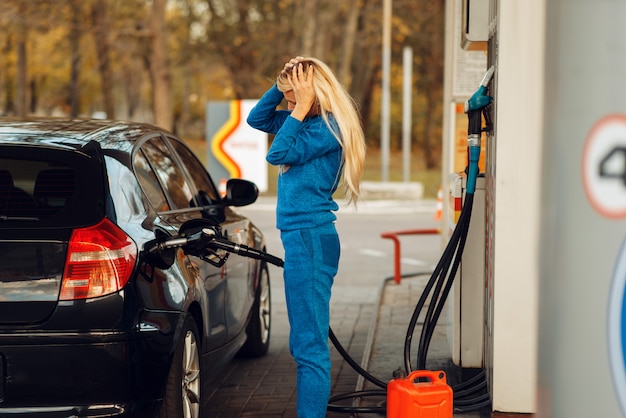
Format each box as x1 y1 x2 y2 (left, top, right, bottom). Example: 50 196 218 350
221 179 258 207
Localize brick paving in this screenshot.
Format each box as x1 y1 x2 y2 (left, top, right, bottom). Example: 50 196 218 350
204 273 534 417
203 278 378 417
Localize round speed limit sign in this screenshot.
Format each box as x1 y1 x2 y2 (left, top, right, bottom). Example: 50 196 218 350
583 114 626 218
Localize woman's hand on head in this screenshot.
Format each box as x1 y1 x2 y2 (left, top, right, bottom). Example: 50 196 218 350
282 56 305 75
287 63 316 121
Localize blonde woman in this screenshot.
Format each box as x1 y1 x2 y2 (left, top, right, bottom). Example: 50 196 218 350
247 56 366 417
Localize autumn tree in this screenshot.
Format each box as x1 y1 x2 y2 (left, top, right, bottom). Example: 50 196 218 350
0 0 445 170
149 0 173 130
91 0 115 119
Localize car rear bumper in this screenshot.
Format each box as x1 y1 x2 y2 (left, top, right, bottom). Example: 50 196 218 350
0 321 173 415
0 405 128 417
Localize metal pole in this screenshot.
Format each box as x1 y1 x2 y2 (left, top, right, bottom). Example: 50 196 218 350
402 46 413 182
381 0 391 181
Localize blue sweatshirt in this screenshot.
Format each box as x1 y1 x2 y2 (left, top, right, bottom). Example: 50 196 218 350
247 84 343 231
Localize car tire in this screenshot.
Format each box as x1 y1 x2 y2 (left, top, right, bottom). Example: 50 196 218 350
158 315 202 418
238 261 271 357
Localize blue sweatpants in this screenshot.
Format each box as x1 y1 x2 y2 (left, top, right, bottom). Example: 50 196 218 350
280 223 340 418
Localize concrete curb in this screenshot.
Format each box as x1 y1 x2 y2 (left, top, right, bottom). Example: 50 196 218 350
360 181 424 200
353 276 395 408
250 195 437 216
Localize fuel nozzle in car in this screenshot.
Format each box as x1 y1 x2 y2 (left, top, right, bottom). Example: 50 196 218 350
464 65 495 194
144 220 284 269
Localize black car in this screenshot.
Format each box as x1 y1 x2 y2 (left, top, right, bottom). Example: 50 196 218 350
0 118 281 417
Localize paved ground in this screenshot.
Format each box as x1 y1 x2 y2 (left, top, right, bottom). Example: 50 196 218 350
358 276 489 418
203 196 533 417
203 282 376 417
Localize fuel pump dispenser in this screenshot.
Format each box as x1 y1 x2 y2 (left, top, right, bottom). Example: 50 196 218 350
447 65 493 370
395 65 495 416
325 66 496 416
407 65 494 374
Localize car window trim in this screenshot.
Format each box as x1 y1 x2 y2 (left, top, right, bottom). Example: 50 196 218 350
134 133 213 216
133 133 174 213
163 134 221 205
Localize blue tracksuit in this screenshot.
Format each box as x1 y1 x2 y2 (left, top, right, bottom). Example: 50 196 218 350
247 84 342 418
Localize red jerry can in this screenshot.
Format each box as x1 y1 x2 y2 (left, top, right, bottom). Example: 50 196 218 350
386 369 453 418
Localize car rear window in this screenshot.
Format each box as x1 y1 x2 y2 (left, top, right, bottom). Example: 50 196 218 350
0 148 105 228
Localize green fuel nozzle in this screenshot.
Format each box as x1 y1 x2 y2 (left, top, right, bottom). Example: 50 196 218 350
465 66 495 138
464 66 495 194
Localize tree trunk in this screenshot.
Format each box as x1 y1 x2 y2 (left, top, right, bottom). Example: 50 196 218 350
338 0 360 87
13 0 27 117
300 0 317 55
349 0 379 119
92 0 115 119
150 0 173 130
16 39 26 117
68 2 81 117
29 79 37 114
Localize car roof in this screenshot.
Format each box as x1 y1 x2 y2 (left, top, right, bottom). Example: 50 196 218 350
0 117 170 152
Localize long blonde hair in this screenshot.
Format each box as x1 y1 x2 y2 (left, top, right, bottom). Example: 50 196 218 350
276 57 366 205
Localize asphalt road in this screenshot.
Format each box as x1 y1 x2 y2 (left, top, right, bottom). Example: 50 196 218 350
202 196 441 417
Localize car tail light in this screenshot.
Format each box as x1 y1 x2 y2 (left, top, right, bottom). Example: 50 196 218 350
60 218 137 300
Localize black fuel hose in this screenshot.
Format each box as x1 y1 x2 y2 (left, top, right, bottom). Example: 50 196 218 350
328 327 387 389
210 237 285 267
417 193 473 369
325 189 491 414
402 192 473 372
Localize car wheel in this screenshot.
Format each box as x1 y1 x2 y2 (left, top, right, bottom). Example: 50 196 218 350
159 315 202 418
238 261 271 357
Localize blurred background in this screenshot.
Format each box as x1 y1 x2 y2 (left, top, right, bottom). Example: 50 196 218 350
0 0 444 196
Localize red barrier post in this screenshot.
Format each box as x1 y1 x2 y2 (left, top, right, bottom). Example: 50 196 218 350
380 229 440 284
